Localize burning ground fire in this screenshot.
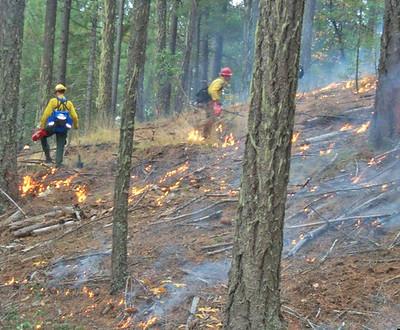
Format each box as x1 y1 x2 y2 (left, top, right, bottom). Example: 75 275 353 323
20 170 88 203
187 126 239 149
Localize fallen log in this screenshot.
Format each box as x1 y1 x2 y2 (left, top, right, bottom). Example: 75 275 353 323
31 221 75 236
13 217 74 238
186 210 223 224
9 207 75 231
206 246 233 256
306 131 351 143
201 242 233 251
0 210 25 230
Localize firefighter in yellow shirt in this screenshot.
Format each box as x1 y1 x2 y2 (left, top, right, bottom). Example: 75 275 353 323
39 84 79 167
203 67 232 138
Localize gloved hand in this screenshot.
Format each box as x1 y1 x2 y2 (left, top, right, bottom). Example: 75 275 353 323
213 101 222 116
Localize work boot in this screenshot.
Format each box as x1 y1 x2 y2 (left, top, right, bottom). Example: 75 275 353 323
45 155 53 164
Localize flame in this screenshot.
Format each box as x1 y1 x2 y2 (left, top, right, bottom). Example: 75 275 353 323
292 132 300 144
188 129 205 143
5 277 17 286
299 144 310 151
340 123 353 131
119 317 133 329
222 133 235 147
138 316 158 330
355 121 370 134
82 286 95 298
216 124 223 133
21 176 37 196
75 185 87 203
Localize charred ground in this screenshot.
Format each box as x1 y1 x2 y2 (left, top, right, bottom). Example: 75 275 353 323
0 77 399 329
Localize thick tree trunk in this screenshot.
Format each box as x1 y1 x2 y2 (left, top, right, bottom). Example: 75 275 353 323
224 0 304 329
300 0 316 72
175 0 198 113
97 0 116 123
37 0 57 124
370 0 400 148
0 0 25 200
85 0 99 133
200 8 209 88
111 0 125 118
164 0 179 114
212 1 228 78
242 0 259 99
155 0 169 116
59 0 72 84
111 0 150 293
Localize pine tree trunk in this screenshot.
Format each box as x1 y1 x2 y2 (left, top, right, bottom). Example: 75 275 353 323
242 0 259 99
97 0 116 123
111 0 150 293
59 0 72 85
175 0 198 113
370 0 400 148
300 0 316 73
224 1 304 328
200 8 209 88
85 0 99 133
193 13 202 96
110 0 125 119
155 0 169 116
0 0 26 200
164 0 179 114
212 1 228 77
36 0 57 124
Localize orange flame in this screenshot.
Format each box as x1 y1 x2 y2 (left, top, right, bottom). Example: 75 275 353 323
355 121 370 134
188 129 205 143
75 185 87 203
21 176 37 196
292 132 300 144
340 123 353 131
138 316 158 330
222 133 235 148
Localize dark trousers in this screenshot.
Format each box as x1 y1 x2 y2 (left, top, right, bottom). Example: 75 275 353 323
41 132 67 166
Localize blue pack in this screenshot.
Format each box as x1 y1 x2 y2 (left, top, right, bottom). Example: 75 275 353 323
46 97 73 134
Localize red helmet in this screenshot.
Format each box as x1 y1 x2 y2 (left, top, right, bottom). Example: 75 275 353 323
220 67 233 77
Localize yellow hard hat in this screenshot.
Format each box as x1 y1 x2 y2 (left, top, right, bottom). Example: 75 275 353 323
55 84 67 92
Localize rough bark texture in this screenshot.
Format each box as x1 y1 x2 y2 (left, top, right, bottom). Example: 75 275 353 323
37 0 57 123
97 0 116 123
85 1 99 133
155 0 169 116
164 0 179 113
370 0 400 148
242 0 259 99
111 0 150 293
111 0 125 118
212 1 228 78
0 0 25 200
300 0 316 74
59 0 72 84
175 0 198 113
200 8 209 88
224 0 304 329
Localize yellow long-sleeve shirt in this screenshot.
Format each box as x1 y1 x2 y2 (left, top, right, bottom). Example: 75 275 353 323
40 97 79 129
208 77 227 102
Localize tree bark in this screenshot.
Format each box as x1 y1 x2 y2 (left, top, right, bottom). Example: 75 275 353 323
111 0 125 118
164 0 180 113
85 1 99 133
193 13 202 96
59 0 72 85
212 1 228 78
155 0 169 116
370 0 400 148
300 0 316 72
242 0 259 99
111 0 150 293
224 0 305 328
97 0 116 123
0 0 26 200
175 0 198 113
200 8 209 88
37 0 57 124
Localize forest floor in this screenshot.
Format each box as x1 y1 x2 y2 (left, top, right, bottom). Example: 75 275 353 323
1 76 400 330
